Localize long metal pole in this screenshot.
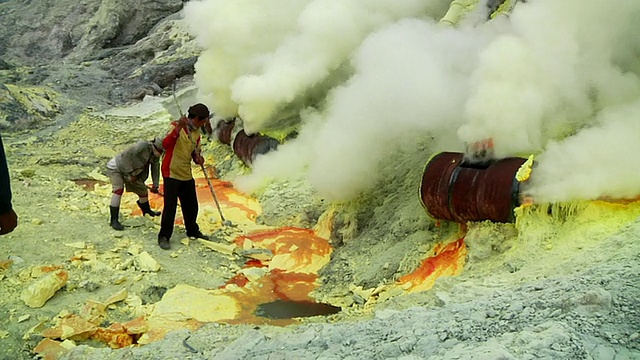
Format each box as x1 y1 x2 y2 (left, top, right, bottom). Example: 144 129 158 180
200 163 226 222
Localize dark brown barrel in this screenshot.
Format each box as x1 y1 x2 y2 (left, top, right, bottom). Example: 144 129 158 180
232 130 279 165
216 119 236 145
420 152 464 221
420 152 526 223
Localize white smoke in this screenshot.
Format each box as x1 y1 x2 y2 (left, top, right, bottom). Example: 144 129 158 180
183 0 309 122
458 0 640 201
527 100 640 202
460 0 640 153
236 19 488 200
185 0 640 203
184 0 451 133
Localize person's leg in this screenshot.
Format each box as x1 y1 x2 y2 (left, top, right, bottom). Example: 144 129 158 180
158 177 179 248
132 180 160 216
178 179 198 234
179 179 208 239
107 170 125 230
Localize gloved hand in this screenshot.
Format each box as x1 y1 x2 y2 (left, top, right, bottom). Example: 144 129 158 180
150 186 160 194
194 153 205 165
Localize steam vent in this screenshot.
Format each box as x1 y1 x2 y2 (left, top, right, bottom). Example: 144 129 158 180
1 0 640 359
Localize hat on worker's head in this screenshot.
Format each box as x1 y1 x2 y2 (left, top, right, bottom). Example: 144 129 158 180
188 103 210 119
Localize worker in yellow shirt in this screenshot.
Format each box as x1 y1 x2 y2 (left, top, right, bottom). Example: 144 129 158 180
157 103 210 250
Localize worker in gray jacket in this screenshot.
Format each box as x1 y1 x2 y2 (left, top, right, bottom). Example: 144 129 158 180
106 137 164 230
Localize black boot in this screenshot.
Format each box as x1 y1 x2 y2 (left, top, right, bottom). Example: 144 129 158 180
137 200 161 217
109 206 124 230
158 236 170 250
187 230 210 240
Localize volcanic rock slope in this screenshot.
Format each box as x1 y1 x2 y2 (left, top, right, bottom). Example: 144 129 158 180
0 1 638 360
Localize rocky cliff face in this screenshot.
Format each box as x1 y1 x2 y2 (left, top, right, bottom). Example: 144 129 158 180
0 0 183 64
0 0 196 131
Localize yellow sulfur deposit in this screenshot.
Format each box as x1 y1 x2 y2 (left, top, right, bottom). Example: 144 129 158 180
515 155 535 182
439 0 480 26
21 269 68 308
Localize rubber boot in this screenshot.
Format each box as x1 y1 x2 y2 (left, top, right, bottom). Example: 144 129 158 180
137 200 161 217
109 206 124 230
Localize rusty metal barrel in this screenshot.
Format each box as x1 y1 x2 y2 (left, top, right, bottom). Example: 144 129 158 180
420 152 527 223
232 130 279 165
216 118 236 145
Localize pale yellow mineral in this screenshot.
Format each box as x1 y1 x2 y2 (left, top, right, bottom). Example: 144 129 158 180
87 167 109 182
23 319 48 340
349 285 375 301
515 155 535 182
127 243 143 256
135 252 161 272
104 289 128 306
79 300 107 325
41 314 98 340
21 270 68 308
198 239 236 255
64 241 86 249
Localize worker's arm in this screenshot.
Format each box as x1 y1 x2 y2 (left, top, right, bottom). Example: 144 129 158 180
162 118 187 150
191 135 204 165
150 156 160 189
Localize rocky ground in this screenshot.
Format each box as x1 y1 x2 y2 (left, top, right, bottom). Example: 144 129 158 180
0 89 638 360
0 0 639 359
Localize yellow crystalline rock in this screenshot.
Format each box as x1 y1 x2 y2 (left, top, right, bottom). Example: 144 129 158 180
138 284 240 344
103 288 128 306
515 155 534 182
198 239 236 255
87 168 109 182
259 128 294 143
21 270 68 308
150 284 239 322
4 84 60 116
490 0 517 19
439 0 480 26
134 252 161 272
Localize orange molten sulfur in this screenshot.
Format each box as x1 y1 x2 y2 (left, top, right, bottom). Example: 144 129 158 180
398 237 467 292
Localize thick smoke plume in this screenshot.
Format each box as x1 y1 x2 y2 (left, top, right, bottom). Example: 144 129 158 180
185 0 640 203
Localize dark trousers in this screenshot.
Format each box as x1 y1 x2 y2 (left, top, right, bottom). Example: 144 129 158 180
158 177 200 239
